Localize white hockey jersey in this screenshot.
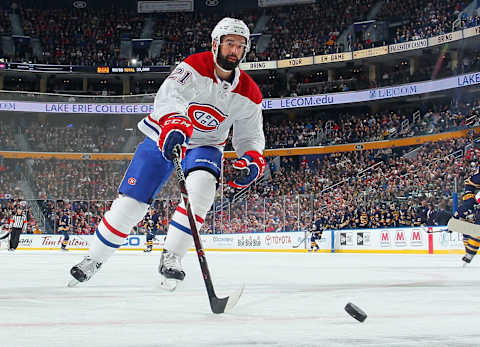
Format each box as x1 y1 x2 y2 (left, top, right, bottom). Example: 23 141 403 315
138 51 265 157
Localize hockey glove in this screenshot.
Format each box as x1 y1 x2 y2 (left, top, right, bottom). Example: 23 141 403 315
228 151 266 189
157 113 193 161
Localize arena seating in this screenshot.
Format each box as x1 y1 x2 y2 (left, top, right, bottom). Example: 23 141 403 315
1 131 473 234
1 2 479 236
0 1 475 65
3 94 475 154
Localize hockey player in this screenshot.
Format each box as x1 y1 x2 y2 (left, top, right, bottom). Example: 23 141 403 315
58 209 71 251
69 17 265 289
310 218 324 252
453 139 480 265
143 208 159 253
453 172 480 265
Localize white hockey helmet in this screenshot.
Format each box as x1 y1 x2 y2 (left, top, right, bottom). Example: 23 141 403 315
211 17 251 64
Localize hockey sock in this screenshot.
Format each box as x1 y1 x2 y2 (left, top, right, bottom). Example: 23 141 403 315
466 237 480 256
463 234 471 251
89 195 148 263
164 170 216 257
164 202 204 257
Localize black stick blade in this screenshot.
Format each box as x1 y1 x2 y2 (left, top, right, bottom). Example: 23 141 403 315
210 296 229 314
210 285 244 314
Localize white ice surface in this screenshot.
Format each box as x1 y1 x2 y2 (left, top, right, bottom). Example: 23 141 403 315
1 250 480 347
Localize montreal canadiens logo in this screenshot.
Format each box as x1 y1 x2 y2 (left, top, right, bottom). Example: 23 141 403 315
128 177 136 185
187 103 227 132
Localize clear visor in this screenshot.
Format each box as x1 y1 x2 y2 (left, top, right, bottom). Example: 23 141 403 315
219 38 248 52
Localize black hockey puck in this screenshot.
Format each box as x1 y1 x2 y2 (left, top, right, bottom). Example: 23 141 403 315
344 302 367 322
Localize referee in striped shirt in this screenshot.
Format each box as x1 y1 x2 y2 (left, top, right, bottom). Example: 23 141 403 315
9 208 27 251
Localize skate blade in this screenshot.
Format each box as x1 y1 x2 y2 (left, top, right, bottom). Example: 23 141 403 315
463 262 469 268
160 277 180 292
67 278 80 287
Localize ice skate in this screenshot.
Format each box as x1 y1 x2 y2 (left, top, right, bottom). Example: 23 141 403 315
68 256 103 287
462 253 475 267
158 249 185 291
144 245 152 253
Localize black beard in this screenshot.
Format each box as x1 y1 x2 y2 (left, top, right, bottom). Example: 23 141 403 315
216 51 239 71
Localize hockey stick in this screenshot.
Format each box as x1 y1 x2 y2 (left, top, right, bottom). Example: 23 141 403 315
425 228 449 233
447 218 480 237
172 145 244 314
293 234 307 248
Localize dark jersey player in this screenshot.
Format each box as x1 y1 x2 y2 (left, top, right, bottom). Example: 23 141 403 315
310 218 324 252
143 209 159 253
58 210 72 251
453 149 480 265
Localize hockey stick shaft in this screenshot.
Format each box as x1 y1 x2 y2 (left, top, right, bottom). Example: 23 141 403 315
172 145 241 314
293 235 307 248
426 228 449 233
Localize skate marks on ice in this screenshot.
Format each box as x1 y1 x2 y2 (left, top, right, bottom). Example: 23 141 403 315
2 252 480 346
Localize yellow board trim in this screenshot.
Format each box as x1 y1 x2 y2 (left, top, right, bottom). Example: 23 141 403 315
14 247 90 251
334 249 429 254
13 247 312 253
433 250 464 254
199 248 313 253
13 248 466 254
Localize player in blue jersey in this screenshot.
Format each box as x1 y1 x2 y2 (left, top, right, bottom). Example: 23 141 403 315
453 173 480 264
310 218 324 252
453 139 480 264
143 208 159 253
58 209 71 251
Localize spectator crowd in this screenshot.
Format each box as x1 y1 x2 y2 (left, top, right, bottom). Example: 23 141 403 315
19 7 144 66
375 0 467 47
0 132 477 235
0 94 476 154
2 1 480 238
24 119 131 153
0 1 478 65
